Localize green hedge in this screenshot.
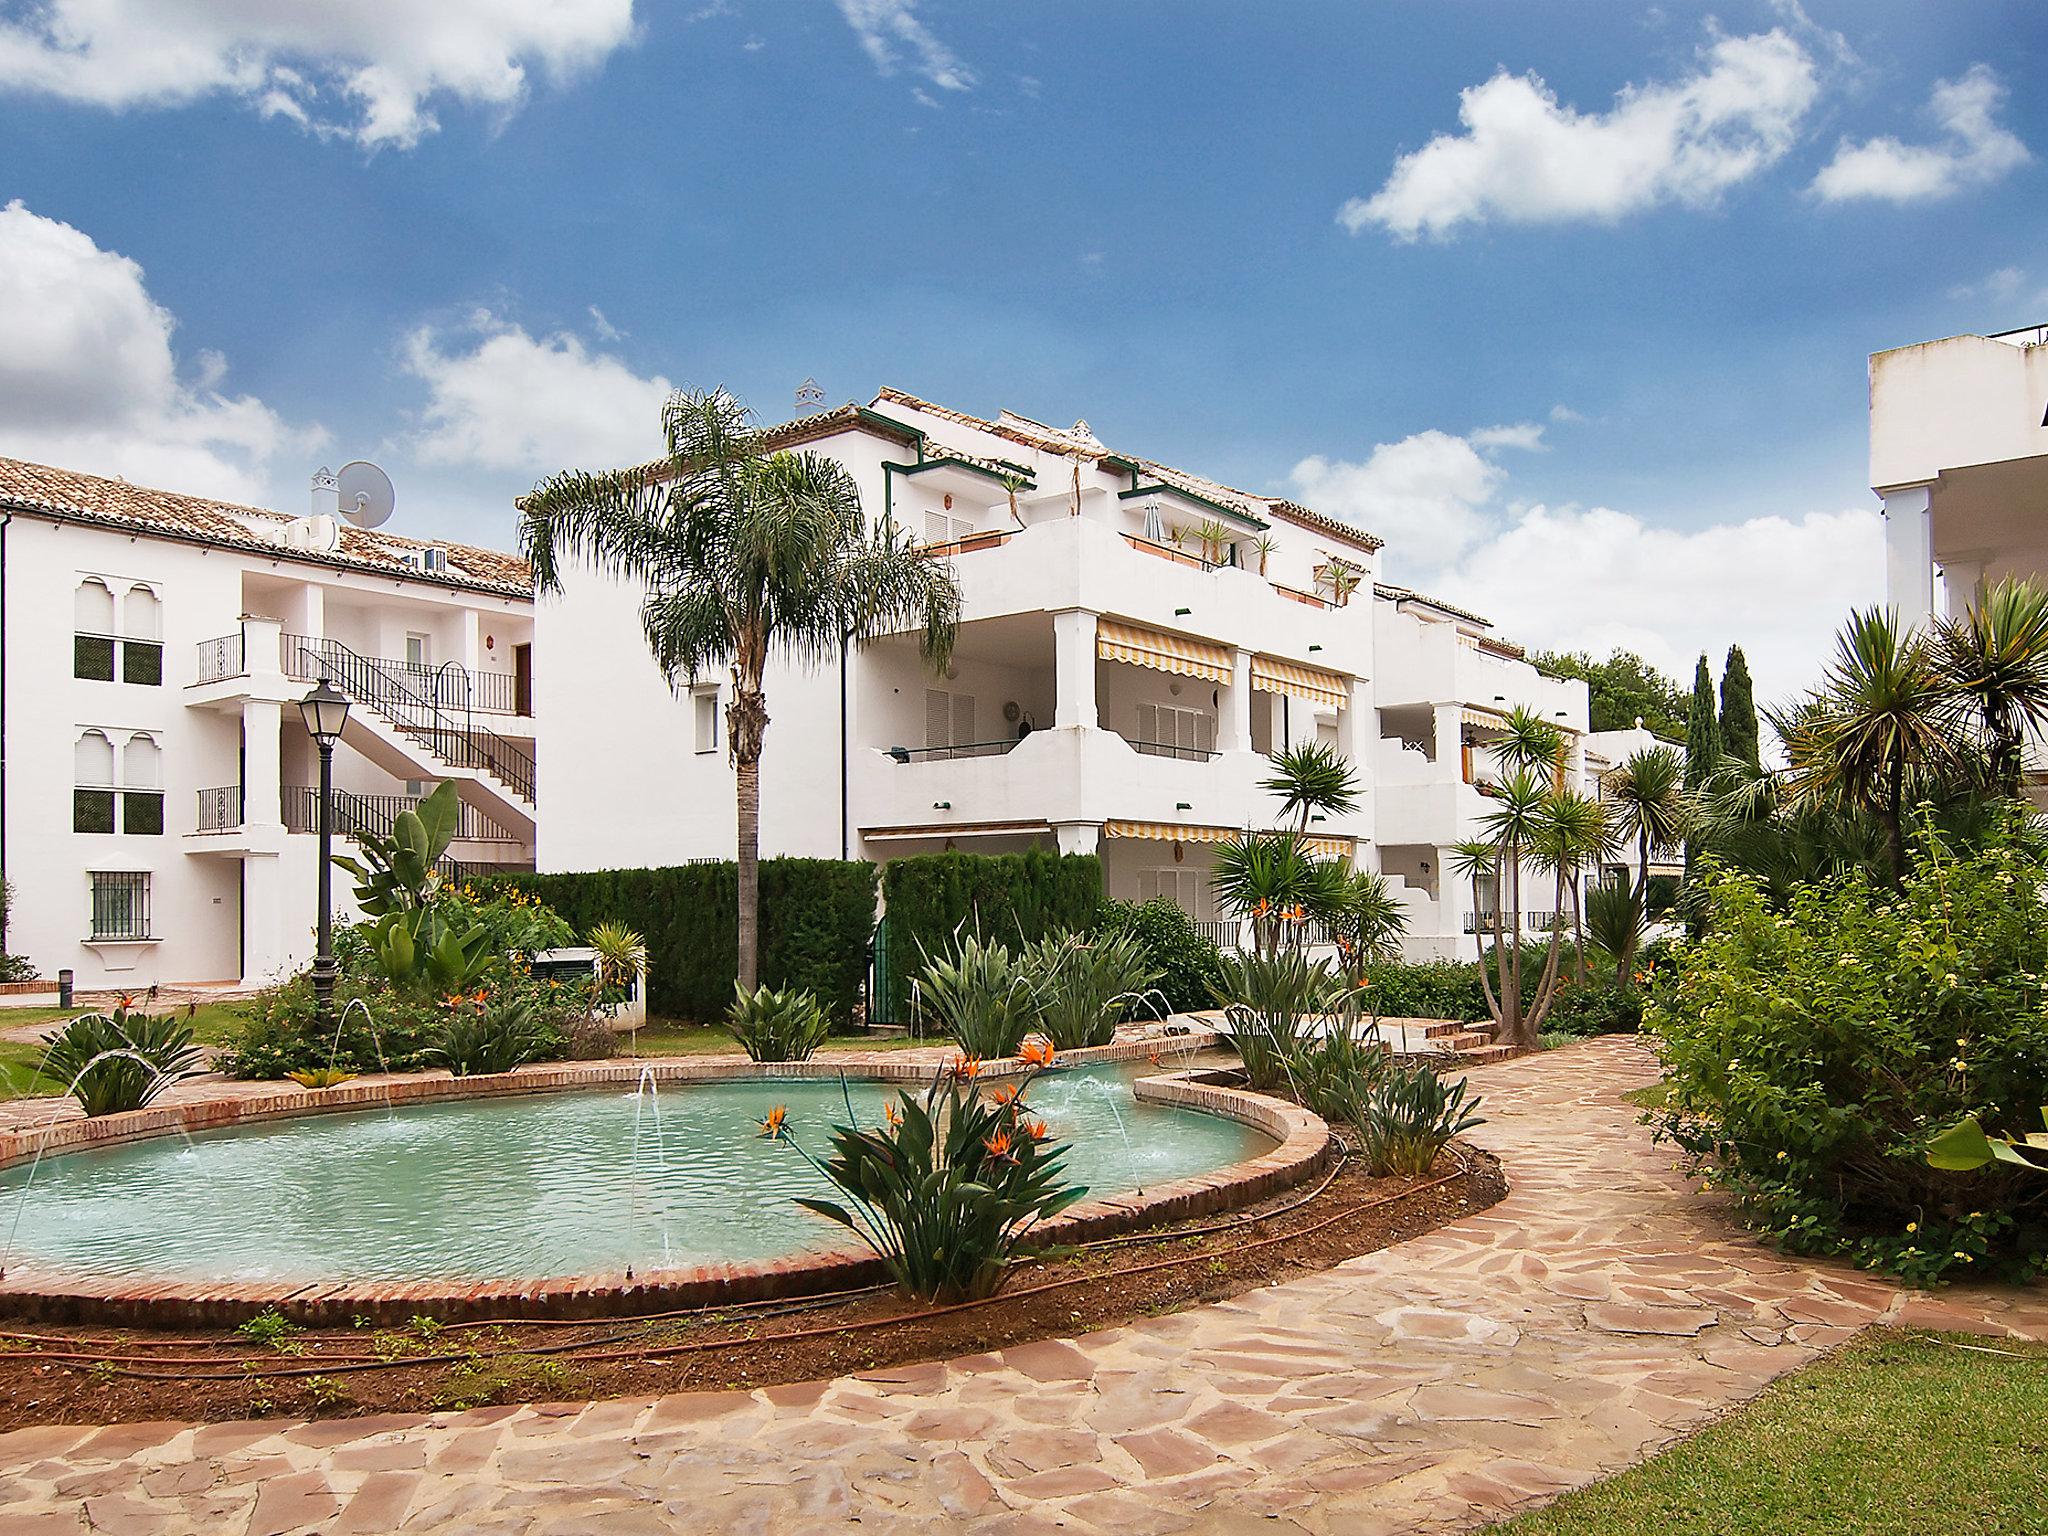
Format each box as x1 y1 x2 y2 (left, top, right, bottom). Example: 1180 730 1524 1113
878 850 1102 1019
476 859 878 1025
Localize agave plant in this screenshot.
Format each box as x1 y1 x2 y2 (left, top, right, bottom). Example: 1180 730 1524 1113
725 983 830 1062
586 920 648 1012
39 1004 205 1117
1018 929 1162 1050
788 1054 1086 1300
917 932 1044 1057
285 1065 357 1090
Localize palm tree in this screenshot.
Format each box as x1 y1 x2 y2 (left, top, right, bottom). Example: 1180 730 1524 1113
1532 787 1610 984
1605 746 1687 906
1935 576 2048 799
1447 837 1503 1020
1795 607 1965 885
1259 741 1359 834
521 390 962 988
1321 867 1408 984
1584 877 1645 989
1477 767 1553 1048
1493 705 1565 777
1211 829 1322 953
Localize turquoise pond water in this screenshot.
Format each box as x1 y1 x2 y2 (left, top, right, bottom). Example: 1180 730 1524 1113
0 1066 1268 1284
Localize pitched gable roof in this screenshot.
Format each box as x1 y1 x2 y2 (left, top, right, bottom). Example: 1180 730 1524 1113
0 456 532 597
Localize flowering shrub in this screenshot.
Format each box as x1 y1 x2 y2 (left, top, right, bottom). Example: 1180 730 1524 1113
782 1050 1085 1300
1649 825 2048 1284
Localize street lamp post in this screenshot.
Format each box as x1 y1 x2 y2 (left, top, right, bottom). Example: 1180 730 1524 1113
298 679 351 1035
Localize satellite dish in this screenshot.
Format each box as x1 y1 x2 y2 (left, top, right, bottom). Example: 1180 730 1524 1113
335 461 395 530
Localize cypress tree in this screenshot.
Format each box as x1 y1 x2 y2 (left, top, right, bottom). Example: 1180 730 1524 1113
1719 644 1760 771
1685 654 1721 789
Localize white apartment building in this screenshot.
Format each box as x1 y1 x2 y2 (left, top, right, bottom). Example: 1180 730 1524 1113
538 388 1593 963
0 456 537 992
1871 322 2048 796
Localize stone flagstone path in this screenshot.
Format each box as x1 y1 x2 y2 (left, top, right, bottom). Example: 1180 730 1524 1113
2 1036 2043 1535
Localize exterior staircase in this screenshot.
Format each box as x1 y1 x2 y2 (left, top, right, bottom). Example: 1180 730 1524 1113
1380 1015 1526 1066
285 634 536 841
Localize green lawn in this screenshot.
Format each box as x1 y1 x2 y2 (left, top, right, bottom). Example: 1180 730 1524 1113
0 1038 60 1097
0 1001 256 1101
1492 1329 2048 1535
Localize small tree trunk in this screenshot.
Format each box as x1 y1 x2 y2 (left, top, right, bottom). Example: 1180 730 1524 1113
1886 756 1906 887
1571 874 1587 985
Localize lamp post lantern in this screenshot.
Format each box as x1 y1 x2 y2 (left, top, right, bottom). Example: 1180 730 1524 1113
298 679 351 1033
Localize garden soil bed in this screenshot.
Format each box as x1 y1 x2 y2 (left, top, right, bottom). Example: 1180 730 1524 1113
0 1142 1502 1431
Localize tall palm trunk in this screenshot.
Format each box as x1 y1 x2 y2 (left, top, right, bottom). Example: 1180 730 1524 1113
1471 869 1500 1019
1884 753 1906 887
1570 871 1587 986
728 669 771 991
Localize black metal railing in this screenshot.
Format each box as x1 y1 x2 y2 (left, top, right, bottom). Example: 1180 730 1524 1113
1127 738 1219 762
1462 909 1503 935
282 633 535 804
886 739 1024 763
196 784 241 832
281 785 524 844
195 632 245 683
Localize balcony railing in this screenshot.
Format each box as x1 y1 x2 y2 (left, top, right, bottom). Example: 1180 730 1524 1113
920 529 1015 559
885 739 1025 763
1121 533 1217 571
193 632 524 714
1126 738 1219 762
195 784 525 842
1188 917 1243 949
1462 909 1503 935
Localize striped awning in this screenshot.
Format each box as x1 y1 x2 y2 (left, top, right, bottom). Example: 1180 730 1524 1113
1096 620 1232 684
1104 820 1354 858
1251 655 1348 711
1463 705 1580 735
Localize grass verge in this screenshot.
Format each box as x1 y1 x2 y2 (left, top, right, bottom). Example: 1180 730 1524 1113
1491 1329 2048 1535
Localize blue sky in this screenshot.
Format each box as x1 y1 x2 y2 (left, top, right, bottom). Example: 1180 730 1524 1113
1 1 2043 699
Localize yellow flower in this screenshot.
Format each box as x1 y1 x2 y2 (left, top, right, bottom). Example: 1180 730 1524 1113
1905 1221 1918 1233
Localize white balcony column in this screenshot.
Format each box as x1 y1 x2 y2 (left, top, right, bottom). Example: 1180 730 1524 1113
1054 821 1100 856
1333 676 1368 765
238 851 289 987
1432 702 1463 771
240 698 285 829
459 608 483 674
1216 649 1252 752
1881 484 1935 629
242 614 285 685
1053 609 1099 729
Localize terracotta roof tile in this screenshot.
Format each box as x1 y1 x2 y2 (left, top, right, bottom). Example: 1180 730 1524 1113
0 455 531 597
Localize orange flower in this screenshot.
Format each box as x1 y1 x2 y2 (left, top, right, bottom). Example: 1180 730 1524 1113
991 1084 1017 1106
950 1053 983 1081
1022 1119 1048 1142
117 992 137 1009
983 1130 1013 1159
441 993 466 1011
883 1100 902 1128
1147 1050 1162 1067
758 1105 788 1140
1254 897 1271 918
1017 1037 1056 1068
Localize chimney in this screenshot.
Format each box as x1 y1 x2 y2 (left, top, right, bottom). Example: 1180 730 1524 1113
310 467 339 519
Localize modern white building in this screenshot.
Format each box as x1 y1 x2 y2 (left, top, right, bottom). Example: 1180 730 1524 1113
1871 323 2048 626
1871 322 2048 796
537 388 1594 962
0 456 537 991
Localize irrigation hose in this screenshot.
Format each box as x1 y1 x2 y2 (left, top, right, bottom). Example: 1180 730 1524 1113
20 1156 1470 1384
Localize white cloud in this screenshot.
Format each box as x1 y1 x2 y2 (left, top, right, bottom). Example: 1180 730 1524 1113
1812 65 2030 204
1549 403 1586 424
1948 265 2027 302
1342 28 1819 240
1451 502 1883 707
835 0 975 93
0 200 320 503
0 0 637 149
587 305 624 341
401 313 673 474
1291 425 1540 569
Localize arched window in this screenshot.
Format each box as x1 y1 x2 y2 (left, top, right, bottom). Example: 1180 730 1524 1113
73 580 116 681
120 733 165 835
121 584 164 685
72 730 115 833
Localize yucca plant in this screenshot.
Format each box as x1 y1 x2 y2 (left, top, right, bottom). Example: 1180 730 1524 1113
1284 1007 1389 1124
1214 948 1350 1092
285 1065 357 1089
725 983 830 1062
40 1005 205 1117
586 920 648 1013
788 1054 1086 1300
1350 1061 1485 1176
917 932 1043 1057
429 996 543 1077
1018 929 1161 1050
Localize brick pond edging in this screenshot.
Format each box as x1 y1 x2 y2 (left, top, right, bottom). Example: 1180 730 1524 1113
0 1043 1331 1328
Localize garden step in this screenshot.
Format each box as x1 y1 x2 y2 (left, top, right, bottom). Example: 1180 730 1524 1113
1421 1020 1480 1040
1453 1044 1525 1065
